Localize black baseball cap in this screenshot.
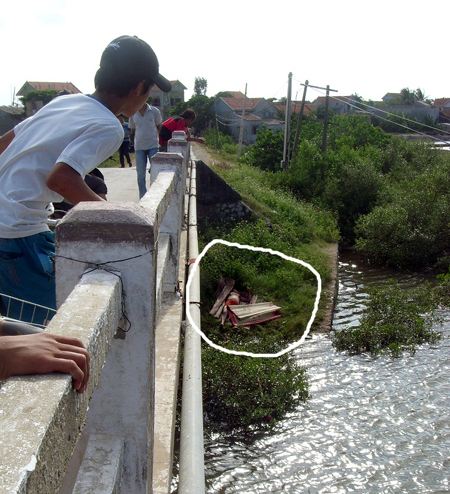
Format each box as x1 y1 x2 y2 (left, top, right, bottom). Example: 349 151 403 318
100 35 172 93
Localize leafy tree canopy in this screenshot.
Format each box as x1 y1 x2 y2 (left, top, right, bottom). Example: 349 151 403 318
20 89 59 105
170 94 214 133
194 76 208 96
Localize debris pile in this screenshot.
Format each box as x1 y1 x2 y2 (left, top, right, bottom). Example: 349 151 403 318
209 276 281 327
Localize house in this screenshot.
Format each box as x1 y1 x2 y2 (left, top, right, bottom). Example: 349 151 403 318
272 101 318 118
433 98 450 124
374 98 439 125
312 96 354 115
0 105 24 135
17 81 81 97
382 92 401 102
150 80 186 120
214 93 284 145
17 81 81 116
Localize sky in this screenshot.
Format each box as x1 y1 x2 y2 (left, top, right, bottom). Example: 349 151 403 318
1 0 449 109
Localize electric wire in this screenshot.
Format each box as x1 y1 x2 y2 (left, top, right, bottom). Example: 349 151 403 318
309 86 450 145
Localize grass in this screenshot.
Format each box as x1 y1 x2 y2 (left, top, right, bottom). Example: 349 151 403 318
197 158 339 430
98 150 128 168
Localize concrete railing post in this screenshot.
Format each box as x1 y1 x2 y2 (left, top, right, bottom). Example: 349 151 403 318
169 131 190 188
55 201 159 493
148 152 185 297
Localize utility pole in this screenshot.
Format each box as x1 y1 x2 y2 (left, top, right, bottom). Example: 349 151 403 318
214 100 219 149
238 83 247 158
281 72 292 169
321 85 331 153
292 79 309 158
320 84 338 153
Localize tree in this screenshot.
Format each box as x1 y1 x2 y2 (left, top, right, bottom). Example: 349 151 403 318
400 87 415 105
349 93 365 110
194 77 207 96
415 88 432 104
20 89 59 106
170 94 214 133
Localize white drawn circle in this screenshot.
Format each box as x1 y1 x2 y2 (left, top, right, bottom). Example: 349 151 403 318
185 239 322 358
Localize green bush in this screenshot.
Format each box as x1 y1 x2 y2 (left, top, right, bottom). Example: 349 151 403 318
355 158 450 270
332 280 443 357
202 337 309 430
240 126 284 172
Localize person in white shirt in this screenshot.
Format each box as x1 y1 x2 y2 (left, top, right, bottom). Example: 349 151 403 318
0 35 172 325
129 101 162 198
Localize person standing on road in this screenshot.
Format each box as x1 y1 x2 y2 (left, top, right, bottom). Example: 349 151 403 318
118 114 133 167
129 101 162 198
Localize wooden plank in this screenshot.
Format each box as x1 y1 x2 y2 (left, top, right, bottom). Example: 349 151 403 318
209 279 235 315
228 303 281 318
227 308 282 327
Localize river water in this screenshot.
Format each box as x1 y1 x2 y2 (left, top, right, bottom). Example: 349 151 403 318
203 251 450 493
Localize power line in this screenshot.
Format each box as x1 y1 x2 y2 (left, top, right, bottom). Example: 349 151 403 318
309 86 450 145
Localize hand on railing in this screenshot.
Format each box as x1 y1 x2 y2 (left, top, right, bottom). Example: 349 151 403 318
0 333 90 393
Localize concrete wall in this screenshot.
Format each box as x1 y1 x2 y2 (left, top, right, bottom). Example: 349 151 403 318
0 137 189 494
195 160 252 223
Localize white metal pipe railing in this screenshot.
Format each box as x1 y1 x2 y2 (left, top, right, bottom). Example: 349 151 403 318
179 159 206 493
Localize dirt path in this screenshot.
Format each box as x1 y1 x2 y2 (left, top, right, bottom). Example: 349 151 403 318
190 142 215 165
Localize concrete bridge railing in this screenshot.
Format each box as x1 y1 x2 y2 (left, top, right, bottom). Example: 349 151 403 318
0 135 190 494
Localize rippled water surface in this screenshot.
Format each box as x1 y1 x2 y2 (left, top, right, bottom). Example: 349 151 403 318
203 253 450 493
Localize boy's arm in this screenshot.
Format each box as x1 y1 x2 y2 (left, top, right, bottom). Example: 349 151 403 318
0 333 90 393
0 129 15 155
46 163 105 205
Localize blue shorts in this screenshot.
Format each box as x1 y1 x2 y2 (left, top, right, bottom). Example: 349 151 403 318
0 231 56 325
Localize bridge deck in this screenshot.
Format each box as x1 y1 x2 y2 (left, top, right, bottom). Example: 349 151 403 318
100 161 185 493
99 165 141 203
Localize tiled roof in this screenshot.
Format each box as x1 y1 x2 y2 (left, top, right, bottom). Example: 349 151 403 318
272 102 318 115
434 98 450 107
220 97 263 111
383 92 401 99
18 81 81 95
243 114 261 121
223 91 245 98
314 96 353 106
0 105 23 115
150 80 186 91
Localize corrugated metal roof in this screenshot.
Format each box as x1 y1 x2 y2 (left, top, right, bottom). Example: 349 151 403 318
0 105 24 115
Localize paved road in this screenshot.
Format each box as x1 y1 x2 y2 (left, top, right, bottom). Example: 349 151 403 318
99 165 142 203
99 143 209 203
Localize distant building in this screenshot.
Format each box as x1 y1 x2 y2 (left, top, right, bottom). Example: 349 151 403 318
0 105 24 135
17 81 81 116
312 96 354 115
150 80 186 120
272 101 318 117
17 81 81 97
214 92 284 145
432 98 450 125
382 92 402 102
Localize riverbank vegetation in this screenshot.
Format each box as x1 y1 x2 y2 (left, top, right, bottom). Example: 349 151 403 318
195 110 449 429
234 115 450 272
332 280 446 357
198 162 339 429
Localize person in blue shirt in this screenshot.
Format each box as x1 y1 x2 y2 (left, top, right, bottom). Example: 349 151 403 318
118 114 133 167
